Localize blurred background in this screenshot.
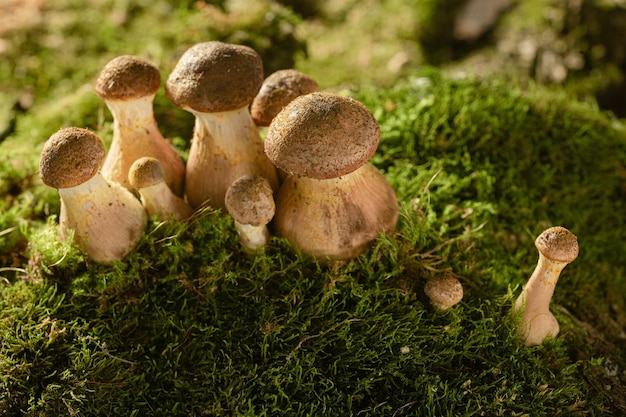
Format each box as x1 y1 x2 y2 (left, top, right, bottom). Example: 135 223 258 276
1 0 626 143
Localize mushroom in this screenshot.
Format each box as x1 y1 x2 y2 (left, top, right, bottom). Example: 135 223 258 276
128 157 194 221
514 226 579 346
39 127 148 264
95 55 185 195
165 41 279 210
424 275 464 312
250 69 321 127
264 92 399 262
224 174 275 252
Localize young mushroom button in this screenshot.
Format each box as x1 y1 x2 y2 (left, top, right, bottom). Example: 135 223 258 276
225 175 276 253
165 41 279 210
95 55 185 195
514 226 579 346
250 69 321 127
424 275 464 312
39 127 148 264
128 157 194 221
264 92 399 262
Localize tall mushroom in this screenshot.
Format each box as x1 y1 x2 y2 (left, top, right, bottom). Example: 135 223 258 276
128 157 193 221
250 69 321 127
224 174 275 253
165 41 279 210
514 226 579 346
39 127 148 264
95 55 185 195
264 92 399 262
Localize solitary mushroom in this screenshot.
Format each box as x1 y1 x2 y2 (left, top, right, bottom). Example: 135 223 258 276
39 127 148 264
95 55 185 195
264 92 399 262
424 275 464 312
250 69 321 127
514 226 579 346
224 175 275 252
165 41 279 209
128 157 194 221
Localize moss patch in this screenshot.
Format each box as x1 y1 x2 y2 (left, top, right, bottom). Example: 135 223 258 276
2 71 626 415
2 0 626 415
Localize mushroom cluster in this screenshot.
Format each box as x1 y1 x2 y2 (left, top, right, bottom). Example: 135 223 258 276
39 42 399 265
36 42 584 351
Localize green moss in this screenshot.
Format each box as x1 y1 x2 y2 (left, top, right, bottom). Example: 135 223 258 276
2 0 626 410
2 71 626 415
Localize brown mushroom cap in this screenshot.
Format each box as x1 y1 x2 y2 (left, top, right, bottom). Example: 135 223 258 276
39 127 106 189
95 55 161 100
128 157 165 189
535 226 579 263
264 92 380 179
165 41 264 113
250 69 321 127
224 175 275 226
424 275 464 311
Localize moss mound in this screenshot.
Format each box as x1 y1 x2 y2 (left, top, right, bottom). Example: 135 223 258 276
1 71 625 415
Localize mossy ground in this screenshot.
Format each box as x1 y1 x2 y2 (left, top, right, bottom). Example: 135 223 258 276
2 1 626 416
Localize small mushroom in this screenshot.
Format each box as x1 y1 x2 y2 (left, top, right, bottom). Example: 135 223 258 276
250 69 321 127
128 157 193 221
424 275 464 312
264 92 399 262
224 174 275 252
95 55 185 195
514 226 579 346
39 127 148 264
165 41 279 209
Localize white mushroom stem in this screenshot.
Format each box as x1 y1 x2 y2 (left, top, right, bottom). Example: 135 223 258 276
106 95 155 127
224 174 275 254
128 156 193 221
136 182 193 221
58 173 147 264
100 95 185 195
273 163 398 261
185 106 278 209
514 253 568 346
234 222 271 251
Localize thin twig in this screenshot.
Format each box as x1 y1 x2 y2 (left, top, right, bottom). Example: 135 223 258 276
0 267 27 274
393 401 418 416
47 252 67 268
0 226 17 238
285 318 362 363
99 342 137 366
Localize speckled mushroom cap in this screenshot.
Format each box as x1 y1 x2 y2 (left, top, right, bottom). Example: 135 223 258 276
128 157 164 189
535 226 579 263
250 69 321 127
165 41 264 113
424 275 464 311
39 127 106 189
264 92 380 179
95 55 161 100
225 175 275 226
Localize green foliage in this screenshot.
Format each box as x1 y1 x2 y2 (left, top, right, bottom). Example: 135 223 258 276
2 69 626 415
